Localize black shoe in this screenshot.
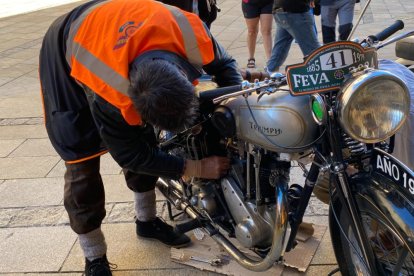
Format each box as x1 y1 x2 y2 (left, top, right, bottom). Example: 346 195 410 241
85 255 113 276
136 217 191 248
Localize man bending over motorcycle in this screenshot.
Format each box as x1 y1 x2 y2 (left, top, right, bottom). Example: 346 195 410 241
39 0 242 275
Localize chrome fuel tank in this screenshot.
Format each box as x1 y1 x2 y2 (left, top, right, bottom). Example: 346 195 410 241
219 87 319 153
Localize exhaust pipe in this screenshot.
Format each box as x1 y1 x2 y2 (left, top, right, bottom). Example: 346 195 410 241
157 178 289 272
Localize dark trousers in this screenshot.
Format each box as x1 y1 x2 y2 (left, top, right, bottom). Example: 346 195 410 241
64 157 158 234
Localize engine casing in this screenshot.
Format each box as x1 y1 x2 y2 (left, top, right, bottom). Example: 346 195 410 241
219 87 319 153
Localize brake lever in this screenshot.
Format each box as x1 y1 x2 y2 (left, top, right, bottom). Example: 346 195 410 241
256 73 288 102
257 90 271 102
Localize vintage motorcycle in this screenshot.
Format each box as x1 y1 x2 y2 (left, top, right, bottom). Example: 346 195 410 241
155 7 414 276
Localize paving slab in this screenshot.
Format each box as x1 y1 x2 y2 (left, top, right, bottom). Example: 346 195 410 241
305 197 330 216
103 176 165 202
106 202 135 224
0 57 25 68
0 156 60 179
0 97 43 118
9 138 57 157
106 201 168 224
101 174 134 203
0 139 24 157
0 208 17 227
47 154 122 178
0 118 26 125
0 75 40 99
0 77 14 86
283 265 339 276
142 268 222 276
0 177 64 207
8 205 66 227
62 223 184 272
309 228 338 265
0 125 47 139
0 226 77 273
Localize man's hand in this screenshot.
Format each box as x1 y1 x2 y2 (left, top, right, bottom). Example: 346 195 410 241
184 156 230 179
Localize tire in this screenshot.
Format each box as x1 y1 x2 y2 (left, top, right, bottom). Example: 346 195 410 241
329 174 414 276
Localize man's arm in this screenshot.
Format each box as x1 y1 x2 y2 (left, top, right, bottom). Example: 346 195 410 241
87 92 185 179
85 90 229 180
202 29 243 87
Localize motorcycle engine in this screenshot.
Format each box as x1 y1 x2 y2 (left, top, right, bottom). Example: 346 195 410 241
179 119 295 249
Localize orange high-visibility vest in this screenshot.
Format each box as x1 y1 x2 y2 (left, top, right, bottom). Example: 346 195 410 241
66 0 215 125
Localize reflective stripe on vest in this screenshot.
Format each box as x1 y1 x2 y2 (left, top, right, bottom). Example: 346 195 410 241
65 1 110 67
65 0 214 125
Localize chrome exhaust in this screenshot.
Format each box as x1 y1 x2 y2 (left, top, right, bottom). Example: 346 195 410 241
156 178 289 272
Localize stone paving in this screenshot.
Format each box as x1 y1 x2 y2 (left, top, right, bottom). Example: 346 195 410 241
0 0 413 275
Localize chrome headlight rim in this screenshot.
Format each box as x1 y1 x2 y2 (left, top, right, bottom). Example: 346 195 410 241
337 69 410 144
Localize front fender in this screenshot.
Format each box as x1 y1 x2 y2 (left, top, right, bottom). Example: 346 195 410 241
350 172 414 247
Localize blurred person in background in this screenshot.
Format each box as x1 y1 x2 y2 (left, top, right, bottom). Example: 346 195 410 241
241 0 273 69
320 0 356 43
158 0 219 29
266 0 320 73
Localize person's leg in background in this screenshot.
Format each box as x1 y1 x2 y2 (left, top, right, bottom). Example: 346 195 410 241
284 12 321 57
266 12 294 73
321 4 338 44
259 1 274 61
337 0 356 41
310 8 318 36
242 1 260 68
295 8 317 44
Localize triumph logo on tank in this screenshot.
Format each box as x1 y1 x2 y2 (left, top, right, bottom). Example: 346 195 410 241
249 121 281 136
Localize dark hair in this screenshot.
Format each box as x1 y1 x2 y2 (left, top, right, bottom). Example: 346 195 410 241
128 59 198 132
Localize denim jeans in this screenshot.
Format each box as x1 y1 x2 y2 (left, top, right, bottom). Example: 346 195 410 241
321 0 356 43
266 11 320 72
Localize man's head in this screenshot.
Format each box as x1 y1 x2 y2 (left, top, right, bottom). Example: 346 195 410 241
128 59 198 132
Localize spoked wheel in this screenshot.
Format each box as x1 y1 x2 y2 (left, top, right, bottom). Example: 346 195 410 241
330 175 414 276
360 212 414 275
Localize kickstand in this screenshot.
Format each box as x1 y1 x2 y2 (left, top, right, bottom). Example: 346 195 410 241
167 201 184 221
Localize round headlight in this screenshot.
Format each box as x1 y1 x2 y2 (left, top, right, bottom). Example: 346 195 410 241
337 69 410 143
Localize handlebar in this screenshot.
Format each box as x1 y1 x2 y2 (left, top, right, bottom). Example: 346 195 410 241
197 84 243 101
199 74 287 103
368 20 404 42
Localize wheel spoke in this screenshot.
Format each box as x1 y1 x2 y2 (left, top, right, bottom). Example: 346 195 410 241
362 213 414 275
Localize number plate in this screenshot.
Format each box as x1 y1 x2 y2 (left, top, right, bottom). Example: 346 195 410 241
286 41 378 95
372 148 414 200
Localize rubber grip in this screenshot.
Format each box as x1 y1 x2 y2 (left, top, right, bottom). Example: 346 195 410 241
369 20 404 42
198 84 242 100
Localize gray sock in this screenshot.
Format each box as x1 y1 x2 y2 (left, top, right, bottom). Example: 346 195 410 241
134 190 156 222
78 228 107 261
